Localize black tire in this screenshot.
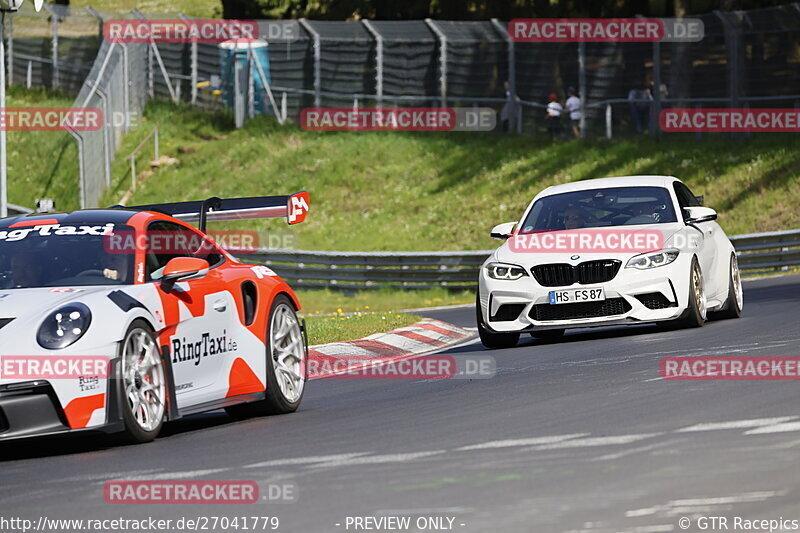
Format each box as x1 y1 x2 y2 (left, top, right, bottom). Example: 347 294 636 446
117 320 167 444
531 329 565 340
677 257 706 328
226 295 305 419
476 295 520 349
710 253 743 320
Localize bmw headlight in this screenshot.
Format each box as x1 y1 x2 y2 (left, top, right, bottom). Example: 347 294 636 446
625 249 680 270
485 262 528 280
37 303 92 350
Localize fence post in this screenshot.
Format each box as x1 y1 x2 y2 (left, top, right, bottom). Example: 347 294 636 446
133 10 178 103
179 14 198 106
64 125 86 208
247 44 255 120
233 48 246 128
96 87 112 188
425 19 447 107
43 3 59 89
7 11 12 87
577 41 586 138
120 43 130 133
606 103 612 140
651 40 661 137
132 9 154 98
298 19 321 107
362 20 383 107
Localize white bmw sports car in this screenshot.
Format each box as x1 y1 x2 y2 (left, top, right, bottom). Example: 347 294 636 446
477 176 743 349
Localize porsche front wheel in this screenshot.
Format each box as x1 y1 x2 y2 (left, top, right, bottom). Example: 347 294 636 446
118 320 167 443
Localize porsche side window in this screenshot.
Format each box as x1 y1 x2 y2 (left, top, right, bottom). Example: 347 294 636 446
145 221 224 281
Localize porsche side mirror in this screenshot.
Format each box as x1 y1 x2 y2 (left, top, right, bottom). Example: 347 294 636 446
161 257 210 290
684 206 717 224
490 222 516 240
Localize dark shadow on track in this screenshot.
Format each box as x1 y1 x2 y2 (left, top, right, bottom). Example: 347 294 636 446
0 411 240 461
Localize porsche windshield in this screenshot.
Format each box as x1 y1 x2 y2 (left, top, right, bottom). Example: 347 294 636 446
0 224 135 289
520 186 678 232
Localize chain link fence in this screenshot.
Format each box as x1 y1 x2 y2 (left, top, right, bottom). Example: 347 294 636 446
8 3 800 207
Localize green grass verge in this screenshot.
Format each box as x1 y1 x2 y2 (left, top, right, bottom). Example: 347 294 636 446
107 101 800 254
298 289 470 345
296 288 474 315
5 87 80 212
304 312 421 346
70 0 221 17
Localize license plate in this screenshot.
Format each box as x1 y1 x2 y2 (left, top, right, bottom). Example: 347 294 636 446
548 288 606 305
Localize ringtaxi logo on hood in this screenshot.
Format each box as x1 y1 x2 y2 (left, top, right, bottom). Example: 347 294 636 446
0 223 116 242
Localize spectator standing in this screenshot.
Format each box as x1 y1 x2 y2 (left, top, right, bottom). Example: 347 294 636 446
565 87 581 138
545 93 562 138
500 81 520 133
628 82 652 134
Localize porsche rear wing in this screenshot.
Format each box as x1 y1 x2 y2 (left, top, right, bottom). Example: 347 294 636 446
122 192 309 232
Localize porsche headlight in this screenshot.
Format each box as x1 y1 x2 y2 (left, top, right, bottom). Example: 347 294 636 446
485 262 528 280
625 249 680 270
37 303 92 350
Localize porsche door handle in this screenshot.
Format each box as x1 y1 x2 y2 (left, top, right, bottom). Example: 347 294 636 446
213 300 227 312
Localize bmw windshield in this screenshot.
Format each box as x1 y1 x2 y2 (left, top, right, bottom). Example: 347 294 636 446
0 223 135 289
520 186 678 232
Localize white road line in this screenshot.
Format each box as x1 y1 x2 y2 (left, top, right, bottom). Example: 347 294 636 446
124 468 230 480
676 417 798 432
745 421 800 435
309 451 446 468
243 453 370 469
533 433 662 450
668 491 783 506
592 441 672 462
455 434 589 451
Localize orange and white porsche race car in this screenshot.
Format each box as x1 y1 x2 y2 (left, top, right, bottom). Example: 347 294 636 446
0 193 309 443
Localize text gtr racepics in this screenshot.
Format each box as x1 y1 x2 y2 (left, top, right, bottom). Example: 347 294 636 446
477 176 743 349
0 193 310 443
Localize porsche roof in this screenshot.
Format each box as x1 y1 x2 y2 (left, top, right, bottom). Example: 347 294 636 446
0 209 141 229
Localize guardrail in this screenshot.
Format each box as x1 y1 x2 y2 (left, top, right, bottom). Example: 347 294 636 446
244 229 800 291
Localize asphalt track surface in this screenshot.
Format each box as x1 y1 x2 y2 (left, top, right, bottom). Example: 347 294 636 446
1 274 799 533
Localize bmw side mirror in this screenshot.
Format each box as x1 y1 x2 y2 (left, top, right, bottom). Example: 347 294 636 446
490 222 516 240
684 206 717 224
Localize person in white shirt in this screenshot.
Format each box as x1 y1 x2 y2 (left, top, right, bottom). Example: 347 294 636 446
545 92 562 138
565 87 581 138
